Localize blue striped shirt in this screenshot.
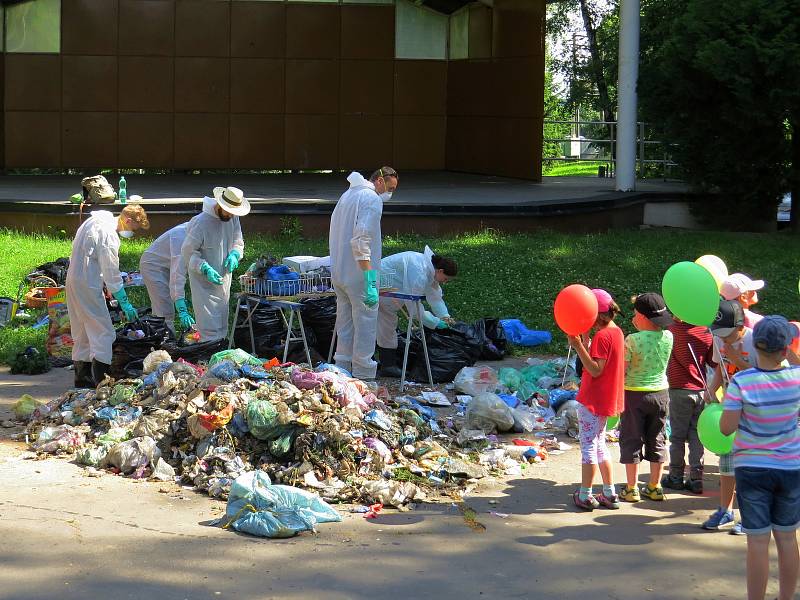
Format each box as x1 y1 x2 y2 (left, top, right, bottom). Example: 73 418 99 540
723 366 800 470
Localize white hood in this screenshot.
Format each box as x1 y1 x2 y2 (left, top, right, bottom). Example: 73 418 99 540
347 171 374 191
202 196 219 218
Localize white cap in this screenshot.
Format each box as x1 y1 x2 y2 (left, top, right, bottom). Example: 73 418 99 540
720 273 764 300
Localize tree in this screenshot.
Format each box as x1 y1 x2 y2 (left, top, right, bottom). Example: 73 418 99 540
543 55 573 162
639 0 800 230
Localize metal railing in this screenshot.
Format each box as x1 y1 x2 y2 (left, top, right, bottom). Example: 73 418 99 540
543 120 679 179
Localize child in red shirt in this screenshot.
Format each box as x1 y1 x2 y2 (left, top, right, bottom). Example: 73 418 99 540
568 288 626 510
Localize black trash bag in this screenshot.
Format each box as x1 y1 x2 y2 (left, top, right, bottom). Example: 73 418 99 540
33 257 70 286
162 338 228 364
258 329 320 365
299 296 337 356
448 321 486 363
233 304 286 356
399 326 476 384
111 316 174 377
482 317 508 360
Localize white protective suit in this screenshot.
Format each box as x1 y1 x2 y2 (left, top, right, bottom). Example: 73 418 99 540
377 246 451 349
181 197 244 342
329 172 383 379
66 211 124 365
139 223 188 331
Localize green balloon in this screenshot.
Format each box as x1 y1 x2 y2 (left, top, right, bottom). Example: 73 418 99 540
697 403 735 455
662 261 720 326
606 415 620 430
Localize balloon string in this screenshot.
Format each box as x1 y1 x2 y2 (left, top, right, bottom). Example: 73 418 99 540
561 346 572 388
687 338 716 401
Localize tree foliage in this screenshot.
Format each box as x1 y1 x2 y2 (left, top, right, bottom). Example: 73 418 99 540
639 0 800 230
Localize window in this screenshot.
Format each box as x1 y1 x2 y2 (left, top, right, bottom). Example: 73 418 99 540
5 0 60 53
395 0 447 60
449 7 468 59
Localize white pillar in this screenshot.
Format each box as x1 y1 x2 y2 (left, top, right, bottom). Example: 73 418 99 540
615 0 640 192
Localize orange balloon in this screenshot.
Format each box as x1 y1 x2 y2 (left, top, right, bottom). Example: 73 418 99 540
554 284 599 335
790 321 800 354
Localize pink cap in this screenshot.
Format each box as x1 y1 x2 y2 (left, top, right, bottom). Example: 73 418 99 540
720 273 764 301
592 288 613 312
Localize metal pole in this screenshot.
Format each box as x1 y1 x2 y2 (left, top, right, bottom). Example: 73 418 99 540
615 0 640 192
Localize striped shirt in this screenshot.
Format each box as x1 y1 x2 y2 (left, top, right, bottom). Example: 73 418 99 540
723 366 800 470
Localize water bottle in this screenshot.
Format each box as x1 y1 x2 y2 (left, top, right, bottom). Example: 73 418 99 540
118 176 127 204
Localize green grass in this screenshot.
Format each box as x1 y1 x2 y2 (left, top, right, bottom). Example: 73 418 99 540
2 227 800 363
543 160 610 177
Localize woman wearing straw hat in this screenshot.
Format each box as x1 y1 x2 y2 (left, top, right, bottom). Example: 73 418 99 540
181 186 249 342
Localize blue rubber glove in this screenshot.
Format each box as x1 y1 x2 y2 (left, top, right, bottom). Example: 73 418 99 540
201 262 223 285
112 288 138 322
436 319 449 329
362 270 378 308
174 298 195 330
223 249 241 273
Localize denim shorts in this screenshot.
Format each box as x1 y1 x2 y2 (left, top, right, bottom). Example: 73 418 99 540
734 467 800 535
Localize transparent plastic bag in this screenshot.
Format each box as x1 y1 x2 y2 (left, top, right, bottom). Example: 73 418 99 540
454 366 498 396
465 392 514 433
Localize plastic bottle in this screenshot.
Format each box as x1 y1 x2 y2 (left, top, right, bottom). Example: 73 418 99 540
118 176 127 204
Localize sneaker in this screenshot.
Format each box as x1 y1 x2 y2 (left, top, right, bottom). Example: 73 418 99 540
595 493 621 510
702 508 735 530
661 474 685 490
573 491 599 511
729 522 746 536
642 484 666 501
620 485 641 502
685 477 704 494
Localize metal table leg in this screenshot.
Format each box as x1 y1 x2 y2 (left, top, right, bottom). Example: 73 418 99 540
399 306 414 393
296 310 313 365
281 308 294 364
416 300 434 386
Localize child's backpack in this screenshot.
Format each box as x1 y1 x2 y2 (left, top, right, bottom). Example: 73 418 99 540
81 175 116 204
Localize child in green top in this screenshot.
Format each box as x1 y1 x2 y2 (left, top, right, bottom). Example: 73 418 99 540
619 293 675 502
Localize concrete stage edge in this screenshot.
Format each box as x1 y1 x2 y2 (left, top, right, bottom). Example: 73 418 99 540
0 172 693 236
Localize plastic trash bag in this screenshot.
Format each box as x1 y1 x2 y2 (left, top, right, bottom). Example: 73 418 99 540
512 407 539 433
454 366 499 396
102 436 161 474
111 316 174 378
361 480 426 507
109 383 137 406
269 427 297 458
233 305 285 355
465 392 515 433
266 265 301 296
556 400 581 438
499 319 552 347
498 368 522 392
209 349 262 367
143 350 172 374
209 360 241 382
450 318 508 361
150 458 176 482
246 398 281 441
132 409 173 441
33 425 86 453
95 426 133 445
482 318 508 360
13 394 44 420
399 327 477 384
76 445 108 466
548 388 578 411
300 296 337 356
221 471 341 539
162 338 228 363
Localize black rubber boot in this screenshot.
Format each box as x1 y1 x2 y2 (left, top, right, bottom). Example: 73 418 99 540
91 359 111 386
377 346 402 378
73 360 95 388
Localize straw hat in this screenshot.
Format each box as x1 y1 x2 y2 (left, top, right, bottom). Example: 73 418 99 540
212 186 250 217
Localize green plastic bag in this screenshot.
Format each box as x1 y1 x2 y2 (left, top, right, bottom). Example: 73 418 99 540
246 398 282 440
269 426 297 458
520 363 558 384
13 394 44 420
498 368 523 392
109 384 136 406
209 348 263 368
76 445 108 466
96 427 133 446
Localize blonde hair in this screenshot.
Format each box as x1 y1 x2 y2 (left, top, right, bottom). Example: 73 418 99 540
121 204 150 230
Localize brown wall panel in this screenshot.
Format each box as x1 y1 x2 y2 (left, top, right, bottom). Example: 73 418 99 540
230 59 284 114
286 4 340 59
175 58 230 113
0 57 4 168
62 0 119 55
4 55 61 111
231 2 286 58
340 60 393 115
119 112 174 167
62 56 118 112
62 112 118 167
393 115 445 170
174 113 229 168
469 3 493 59
285 60 339 115
175 0 230 58
341 5 394 60
5 112 61 167
394 60 447 115
119 57 174 113
446 59 491 117
285 115 338 169
230 114 284 169
339 115 392 170
492 0 545 58
119 0 175 56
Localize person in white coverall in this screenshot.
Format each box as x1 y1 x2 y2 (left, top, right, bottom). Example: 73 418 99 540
329 167 398 379
140 223 195 333
181 186 249 342
67 205 150 387
376 246 458 377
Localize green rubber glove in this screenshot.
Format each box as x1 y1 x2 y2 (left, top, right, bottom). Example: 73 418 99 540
174 298 195 330
201 262 223 285
362 270 378 308
436 319 449 329
112 288 138 322
223 249 241 273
